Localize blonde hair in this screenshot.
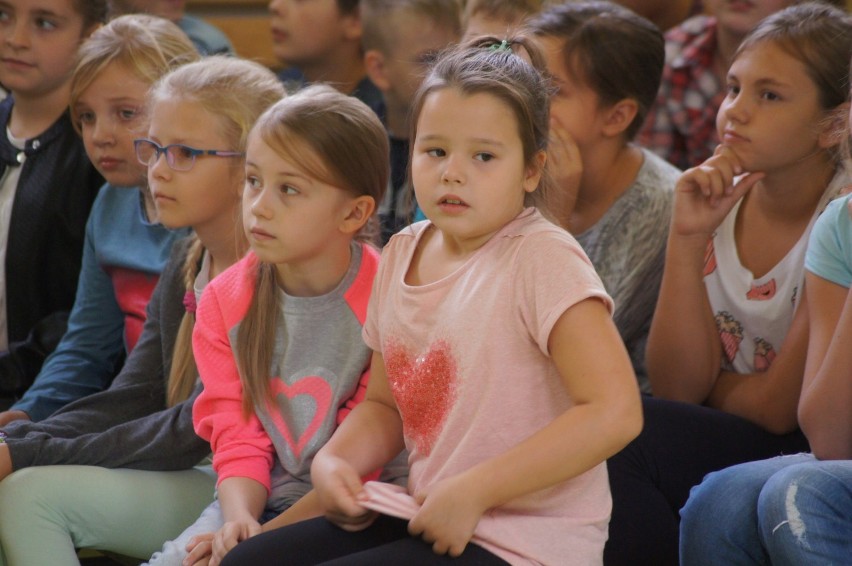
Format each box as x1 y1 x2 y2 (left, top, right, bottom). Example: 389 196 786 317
69 14 199 134
152 56 286 406
236 84 388 417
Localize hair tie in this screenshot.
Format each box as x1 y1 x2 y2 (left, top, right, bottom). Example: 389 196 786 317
488 39 512 52
183 290 197 314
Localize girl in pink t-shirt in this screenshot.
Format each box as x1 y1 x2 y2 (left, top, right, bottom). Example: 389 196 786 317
221 37 642 566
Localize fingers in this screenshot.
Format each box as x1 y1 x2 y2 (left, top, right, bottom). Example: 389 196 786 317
183 539 212 566
681 145 753 206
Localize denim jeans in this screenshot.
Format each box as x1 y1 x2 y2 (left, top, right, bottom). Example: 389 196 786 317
680 453 852 565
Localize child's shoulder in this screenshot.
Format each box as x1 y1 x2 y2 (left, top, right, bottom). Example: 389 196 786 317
207 251 260 300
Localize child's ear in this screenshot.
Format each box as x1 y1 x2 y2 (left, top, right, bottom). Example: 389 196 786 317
364 50 391 93
817 102 850 150
601 98 639 138
523 151 547 193
340 195 376 234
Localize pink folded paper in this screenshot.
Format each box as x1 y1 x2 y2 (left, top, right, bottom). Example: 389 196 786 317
359 481 489 545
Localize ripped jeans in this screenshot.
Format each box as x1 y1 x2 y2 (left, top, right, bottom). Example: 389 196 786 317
680 453 852 565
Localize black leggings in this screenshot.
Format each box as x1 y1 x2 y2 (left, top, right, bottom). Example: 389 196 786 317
220 514 509 566
603 396 809 566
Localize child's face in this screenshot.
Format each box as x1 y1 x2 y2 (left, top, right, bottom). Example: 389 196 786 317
538 35 607 150
0 0 89 99
411 87 541 248
705 0 796 38
75 62 149 188
146 97 244 233
268 0 356 68
380 13 459 110
715 41 828 174
242 131 361 289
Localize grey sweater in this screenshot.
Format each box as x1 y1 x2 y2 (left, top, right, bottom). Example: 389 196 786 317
3 237 210 471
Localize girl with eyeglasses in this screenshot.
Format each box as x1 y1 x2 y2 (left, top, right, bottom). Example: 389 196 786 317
144 82 410 566
0 55 284 564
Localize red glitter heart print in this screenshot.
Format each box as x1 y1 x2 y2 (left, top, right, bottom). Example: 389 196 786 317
384 339 457 456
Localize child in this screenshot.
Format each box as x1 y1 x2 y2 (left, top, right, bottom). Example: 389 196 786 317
270 0 383 116
680 130 852 562
144 84 397 566
0 14 199 428
607 4 852 564
0 56 285 564
0 0 106 400
637 0 844 171
527 1 680 392
361 0 461 243
462 0 542 41
219 37 642 566
108 0 235 56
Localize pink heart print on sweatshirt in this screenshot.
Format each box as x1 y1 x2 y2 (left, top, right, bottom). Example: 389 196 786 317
384 339 458 456
264 376 332 459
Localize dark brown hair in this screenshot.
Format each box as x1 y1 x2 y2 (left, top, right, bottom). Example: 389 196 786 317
526 1 664 140
409 36 552 214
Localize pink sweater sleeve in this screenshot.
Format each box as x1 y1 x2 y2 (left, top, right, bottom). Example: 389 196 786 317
192 255 275 493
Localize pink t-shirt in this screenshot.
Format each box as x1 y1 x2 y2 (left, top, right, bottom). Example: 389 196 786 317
364 208 614 565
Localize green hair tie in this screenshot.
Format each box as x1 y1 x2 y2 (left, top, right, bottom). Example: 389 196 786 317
488 39 511 52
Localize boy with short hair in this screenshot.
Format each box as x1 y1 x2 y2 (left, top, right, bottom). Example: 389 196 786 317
361 0 461 243
270 0 383 115
462 0 542 40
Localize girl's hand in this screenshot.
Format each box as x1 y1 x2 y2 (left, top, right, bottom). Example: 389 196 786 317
672 145 764 238
209 520 261 566
184 532 214 566
547 121 583 229
311 453 377 531
409 474 486 557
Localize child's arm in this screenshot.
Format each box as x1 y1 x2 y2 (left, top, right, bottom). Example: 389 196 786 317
310 351 405 531
647 146 764 401
409 297 642 557
192 280 275 493
798 272 852 459
702 297 808 434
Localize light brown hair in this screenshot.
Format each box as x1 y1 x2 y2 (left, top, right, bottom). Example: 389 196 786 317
362 0 461 53
235 84 389 417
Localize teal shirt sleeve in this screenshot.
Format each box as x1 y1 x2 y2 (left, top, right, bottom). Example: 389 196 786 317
805 194 852 289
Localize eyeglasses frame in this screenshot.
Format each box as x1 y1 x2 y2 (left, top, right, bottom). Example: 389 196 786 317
133 138 245 172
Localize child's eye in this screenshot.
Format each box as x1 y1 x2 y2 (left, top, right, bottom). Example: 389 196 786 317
726 84 740 96
281 185 299 195
245 175 261 190
119 107 140 121
0 10 10 23
760 91 781 102
474 153 494 162
426 148 445 157
77 111 95 125
35 17 57 31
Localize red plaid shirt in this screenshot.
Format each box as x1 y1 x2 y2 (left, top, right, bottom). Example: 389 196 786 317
638 15 725 171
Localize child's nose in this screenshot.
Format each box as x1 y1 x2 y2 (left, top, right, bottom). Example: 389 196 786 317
5 20 30 49
440 155 465 185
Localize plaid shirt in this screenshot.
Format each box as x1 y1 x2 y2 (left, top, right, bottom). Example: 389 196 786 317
638 15 725 171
